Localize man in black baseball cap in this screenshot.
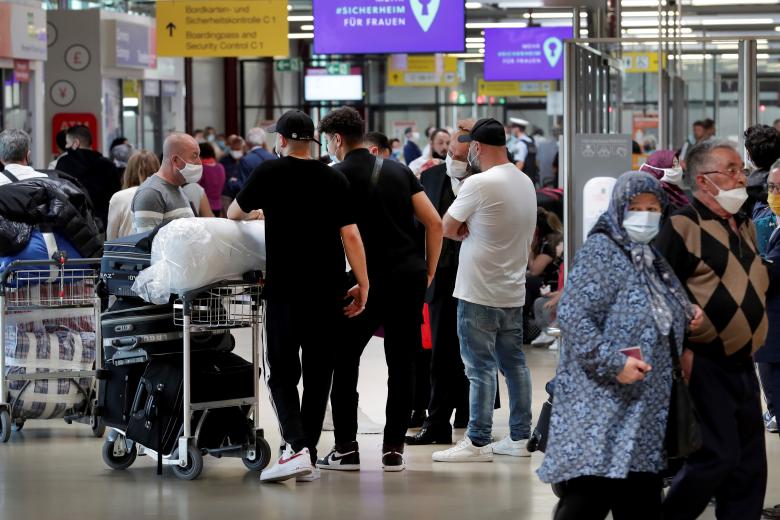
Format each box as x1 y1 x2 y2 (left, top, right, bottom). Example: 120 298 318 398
266 110 321 145
228 108 369 483
433 116 538 464
457 117 507 147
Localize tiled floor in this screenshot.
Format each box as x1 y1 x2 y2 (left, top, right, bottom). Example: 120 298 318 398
1 332 776 519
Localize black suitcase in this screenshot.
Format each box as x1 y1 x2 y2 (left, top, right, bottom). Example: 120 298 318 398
98 361 147 430
101 231 154 298
125 351 255 455
101 299 233 365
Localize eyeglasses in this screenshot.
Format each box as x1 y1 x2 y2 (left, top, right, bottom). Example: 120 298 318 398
768 183 780 194
700 168 746 178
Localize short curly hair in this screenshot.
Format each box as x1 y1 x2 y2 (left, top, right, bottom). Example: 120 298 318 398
745 124 780 170
318 107 364 145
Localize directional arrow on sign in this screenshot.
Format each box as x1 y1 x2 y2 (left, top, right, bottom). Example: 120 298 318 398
166 22 176 37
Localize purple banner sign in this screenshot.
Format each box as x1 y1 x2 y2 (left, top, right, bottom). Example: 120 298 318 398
313 0 464 54
484 26 572 81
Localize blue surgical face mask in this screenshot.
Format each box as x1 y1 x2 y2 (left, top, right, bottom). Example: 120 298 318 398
623 211 662 244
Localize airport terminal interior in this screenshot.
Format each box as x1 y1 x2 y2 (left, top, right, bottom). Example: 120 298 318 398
3 0 780 518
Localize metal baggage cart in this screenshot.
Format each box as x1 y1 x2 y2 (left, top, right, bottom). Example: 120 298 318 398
101 276 271 480
0 257 104 442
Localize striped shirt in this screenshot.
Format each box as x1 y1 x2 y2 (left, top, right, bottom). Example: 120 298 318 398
131 174 194 234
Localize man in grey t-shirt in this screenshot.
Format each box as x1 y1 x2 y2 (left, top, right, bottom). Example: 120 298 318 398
132 133 202 233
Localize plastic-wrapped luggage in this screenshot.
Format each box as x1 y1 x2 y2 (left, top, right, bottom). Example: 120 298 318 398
132 218 266 305
2 231 96 420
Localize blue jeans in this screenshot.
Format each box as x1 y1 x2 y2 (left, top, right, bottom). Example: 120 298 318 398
457 299 533 446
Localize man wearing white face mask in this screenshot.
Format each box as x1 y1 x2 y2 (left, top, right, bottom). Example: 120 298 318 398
131 132 200 233
406 119 476 446
656 140 770 520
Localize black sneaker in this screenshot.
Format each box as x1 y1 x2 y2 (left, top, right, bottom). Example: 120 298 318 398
382 450 406 472
409 410 427 429
316 441 360 471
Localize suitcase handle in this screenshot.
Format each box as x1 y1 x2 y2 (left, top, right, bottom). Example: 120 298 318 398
111 337 141 350
109 260 146 272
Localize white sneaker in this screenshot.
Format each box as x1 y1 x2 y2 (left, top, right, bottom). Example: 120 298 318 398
322 405 335 431
260 445 313 483
490 436 532 457
531 332 555 347
296 468 321 482
432 437 493 462
357 406 384 434
548 339 560 351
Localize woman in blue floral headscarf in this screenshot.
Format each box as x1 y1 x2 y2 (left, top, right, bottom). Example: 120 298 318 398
538 171 703 520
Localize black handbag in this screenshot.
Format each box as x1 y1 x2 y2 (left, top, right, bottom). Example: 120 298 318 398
665 334 703 459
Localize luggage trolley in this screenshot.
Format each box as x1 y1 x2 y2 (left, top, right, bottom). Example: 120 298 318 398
102 276 272 480
0 256 104 442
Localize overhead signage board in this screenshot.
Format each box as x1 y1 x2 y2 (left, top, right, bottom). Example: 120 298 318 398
313 0 465 55
622 52 665 73
484 26 572 81
0 3 47 61
477 79 557 97
388 54 458 87
156 0 288 57
115 21 156 69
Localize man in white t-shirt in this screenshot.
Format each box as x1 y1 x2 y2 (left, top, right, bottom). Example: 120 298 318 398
432 118 537 463
0 129 48 186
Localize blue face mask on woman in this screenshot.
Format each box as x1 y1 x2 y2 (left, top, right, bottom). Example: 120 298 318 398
623 211 661 244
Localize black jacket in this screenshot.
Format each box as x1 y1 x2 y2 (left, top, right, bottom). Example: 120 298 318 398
0 175 103 258
55 149 121 231
420 164 460 303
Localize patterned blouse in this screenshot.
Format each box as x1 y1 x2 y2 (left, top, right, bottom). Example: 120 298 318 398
537 232 688 484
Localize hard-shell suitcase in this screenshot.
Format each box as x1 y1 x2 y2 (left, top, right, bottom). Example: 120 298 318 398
101 299 233 365
124 351 255 455
98 361 147 430
100 232 153 298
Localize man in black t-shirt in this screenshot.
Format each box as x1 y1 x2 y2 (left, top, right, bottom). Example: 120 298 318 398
228 110 369 484
316 107 443 472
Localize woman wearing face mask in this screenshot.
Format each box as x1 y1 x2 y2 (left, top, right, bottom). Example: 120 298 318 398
538 171 703 520
639 150 690 211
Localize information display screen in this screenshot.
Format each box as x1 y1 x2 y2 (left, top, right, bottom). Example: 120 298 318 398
313 0 464 54
484 27 572 81
304 74 364 101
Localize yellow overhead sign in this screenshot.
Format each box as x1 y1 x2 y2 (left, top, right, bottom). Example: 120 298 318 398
622 52 666 73
387 54 459 87
156 0 288 58
478 80 557 97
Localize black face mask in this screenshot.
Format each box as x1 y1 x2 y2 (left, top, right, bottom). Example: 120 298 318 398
432 150 447 161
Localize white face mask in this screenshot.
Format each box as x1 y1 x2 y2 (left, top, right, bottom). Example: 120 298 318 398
467 142 480 172
642 163 684 186
704 176 748 215
445 154 468 180
623 211 662 244
230 150 244 160
176 157 203 184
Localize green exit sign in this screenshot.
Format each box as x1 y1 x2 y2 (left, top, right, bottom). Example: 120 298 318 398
275 58 302 72
326 63 350 75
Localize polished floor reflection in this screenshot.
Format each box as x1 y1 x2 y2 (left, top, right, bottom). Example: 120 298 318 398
1 333 776 519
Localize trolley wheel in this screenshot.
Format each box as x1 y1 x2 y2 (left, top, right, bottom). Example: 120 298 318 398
90 415 106 438
101 438 137 470
0 409 11 443
242 436 272 472
172 444 204 481
12 419 24 432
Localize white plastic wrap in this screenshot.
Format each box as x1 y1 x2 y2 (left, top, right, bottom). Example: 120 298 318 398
132 218 266 304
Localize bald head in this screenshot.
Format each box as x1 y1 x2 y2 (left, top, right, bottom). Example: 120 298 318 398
450 119 477 162
159 132 201 185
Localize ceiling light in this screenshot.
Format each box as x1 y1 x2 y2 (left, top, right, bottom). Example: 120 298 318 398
523 12 573 18
466 22 528 28
288 33 314 39
465 2 483 8
626 27 693 34
466 37 485 43
466 42 486 48
496 1 544 7
288 15 314 22
621 0 666 6
287 5 292 11
300 24 314 31
775 26 780 31
622 10 673 17
447 53 485 59
695 18 775 25
691 0 777 4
